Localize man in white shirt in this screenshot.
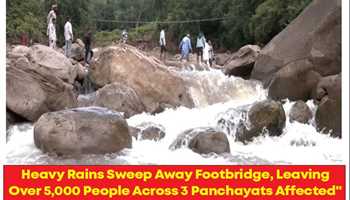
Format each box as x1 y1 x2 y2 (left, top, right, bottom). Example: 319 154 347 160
48 18 57 49
64 17 73 58
159 29 166 61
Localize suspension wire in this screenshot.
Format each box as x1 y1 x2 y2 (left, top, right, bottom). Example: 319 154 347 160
93 16 233 24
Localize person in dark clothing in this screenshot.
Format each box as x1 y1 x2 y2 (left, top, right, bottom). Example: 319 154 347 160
83 31 93 66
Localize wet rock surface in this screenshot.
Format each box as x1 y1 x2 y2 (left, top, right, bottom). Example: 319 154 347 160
170 127 230 155
34 107 131 155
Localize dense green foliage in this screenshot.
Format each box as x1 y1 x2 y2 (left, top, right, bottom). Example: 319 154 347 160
7 0 312 49
6 0 46 43
249 0 313 44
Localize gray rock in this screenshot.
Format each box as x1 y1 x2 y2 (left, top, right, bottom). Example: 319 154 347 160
6 64 78 122
76 63 87 81
34 107 131 155
315 74 341 137
30 44 78 84
170 127 230 155
215 53 232 66
289 101 312 124
136 123 166 141
252 0 341 87
89 44 195 113
268 60 322 101
70 41 85 61
93 83 146 118
224 45 261 79
235 100 286 143
129 126 141 139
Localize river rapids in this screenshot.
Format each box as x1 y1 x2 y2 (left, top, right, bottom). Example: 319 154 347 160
5 69 344 165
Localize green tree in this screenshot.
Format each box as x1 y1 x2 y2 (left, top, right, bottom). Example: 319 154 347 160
249 0 312 44
221 0 265 50
54 0 91 43
6 0 313 50
6 0 46 43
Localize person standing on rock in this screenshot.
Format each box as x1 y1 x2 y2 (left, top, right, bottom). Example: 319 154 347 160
196 32 206 63
208 40 214 67
179 34 192 62
64 17 74 58
159 28 166 61
48 18 57 49
47 4 57 47
203 39 211 68
47 4 57 25
83 31 93 66
122 29 128 44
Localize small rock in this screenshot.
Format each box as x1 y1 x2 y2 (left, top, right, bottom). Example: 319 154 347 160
170 127 230 155
289 101 313 124
136 123 166 141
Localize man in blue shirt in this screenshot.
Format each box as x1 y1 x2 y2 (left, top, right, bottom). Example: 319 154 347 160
179 34 192 62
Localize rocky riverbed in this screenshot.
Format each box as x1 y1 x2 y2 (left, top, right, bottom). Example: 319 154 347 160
6 0 342 165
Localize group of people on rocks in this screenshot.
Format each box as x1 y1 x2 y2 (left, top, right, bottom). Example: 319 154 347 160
46 4 92 65
160 29 214 67
47 4 213 67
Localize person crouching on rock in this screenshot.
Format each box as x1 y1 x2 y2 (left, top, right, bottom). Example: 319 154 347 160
179 34 192 62
48 18 57 49
84 31 93 66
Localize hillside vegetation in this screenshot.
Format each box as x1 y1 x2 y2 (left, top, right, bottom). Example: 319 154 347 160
7 0 311 50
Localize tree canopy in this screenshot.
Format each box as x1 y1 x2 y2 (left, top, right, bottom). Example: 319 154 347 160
7 0 312 50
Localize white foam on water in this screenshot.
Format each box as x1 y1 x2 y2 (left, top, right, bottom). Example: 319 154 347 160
5 70 344 165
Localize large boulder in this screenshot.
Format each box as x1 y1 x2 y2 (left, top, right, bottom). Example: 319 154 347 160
228 100 286 143
8 45 31 57
34 107 131 155
251 0 341 86
93 83 146 118
6 64 78 122
268 60 322 101
215 53 232 66
30 44 78 84
224 45 261 79
169 127 230 155
89 44 195 112
7 45 78 84
289 101 313 124
315 74 341 137
77 83 146 118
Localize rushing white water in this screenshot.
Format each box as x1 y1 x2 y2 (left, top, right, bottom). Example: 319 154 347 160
5 69 343 165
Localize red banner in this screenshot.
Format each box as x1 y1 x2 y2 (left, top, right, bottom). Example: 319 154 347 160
3 165 346 199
